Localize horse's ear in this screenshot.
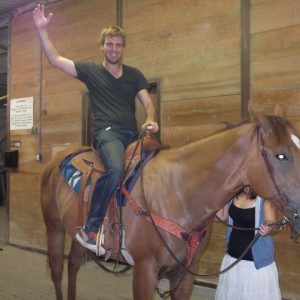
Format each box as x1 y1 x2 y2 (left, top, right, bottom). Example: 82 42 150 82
248 99 272 137
248 99 266 125
273 104 284 117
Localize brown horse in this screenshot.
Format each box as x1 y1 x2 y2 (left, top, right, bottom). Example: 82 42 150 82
41 106 300 300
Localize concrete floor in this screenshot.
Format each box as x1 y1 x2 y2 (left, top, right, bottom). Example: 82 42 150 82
0 245 216 300
0 206 216 300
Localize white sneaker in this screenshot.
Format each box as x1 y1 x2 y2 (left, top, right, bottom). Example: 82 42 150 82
75 229 105 256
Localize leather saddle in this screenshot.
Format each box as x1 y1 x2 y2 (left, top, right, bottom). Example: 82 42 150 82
68 131 161 262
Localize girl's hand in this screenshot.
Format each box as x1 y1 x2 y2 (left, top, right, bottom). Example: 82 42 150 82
259 221 273 236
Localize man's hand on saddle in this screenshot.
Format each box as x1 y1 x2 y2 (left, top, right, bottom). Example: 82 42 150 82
32 4 53 30
142 121 159 133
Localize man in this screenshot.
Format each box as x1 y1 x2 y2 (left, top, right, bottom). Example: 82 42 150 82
32 4 159 255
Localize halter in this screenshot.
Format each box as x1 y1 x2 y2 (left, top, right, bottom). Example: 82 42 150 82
258 129 299 239
259 130 289 207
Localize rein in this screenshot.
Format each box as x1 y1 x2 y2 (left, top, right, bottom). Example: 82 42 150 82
122 127 292 299
88 251 132 274
95 125 295 295
145 127 295 299
215 214 289 232
204 128 294 280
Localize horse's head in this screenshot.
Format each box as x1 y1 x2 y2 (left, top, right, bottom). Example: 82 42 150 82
246 105 300 238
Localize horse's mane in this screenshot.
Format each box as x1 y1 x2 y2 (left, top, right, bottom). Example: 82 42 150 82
251 115 297 146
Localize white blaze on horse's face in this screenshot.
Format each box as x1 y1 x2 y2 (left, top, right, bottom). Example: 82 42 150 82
291 134 300 150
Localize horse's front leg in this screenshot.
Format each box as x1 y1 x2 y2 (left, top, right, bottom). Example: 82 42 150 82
132 259 159 300
67 240 86 300
169 264 197 300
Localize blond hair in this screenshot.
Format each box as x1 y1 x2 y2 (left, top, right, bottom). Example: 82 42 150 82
99 25 126 47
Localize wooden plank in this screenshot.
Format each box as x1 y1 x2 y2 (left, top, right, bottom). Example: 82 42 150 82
252 25 300 63
250 1 300 126
10 192 46 248
251 0 300 34
252 90 300 119
124 0 241 100
252 56 300 92
251 24 300 93
273 230 300 297
9 173 44 248
162 95 240 127
162 124 233 146
161 67 240 102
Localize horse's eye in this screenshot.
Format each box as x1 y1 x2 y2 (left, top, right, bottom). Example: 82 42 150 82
276 153 288 161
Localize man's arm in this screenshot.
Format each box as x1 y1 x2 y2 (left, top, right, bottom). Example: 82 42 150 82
137 89 159 132
32 4 76 77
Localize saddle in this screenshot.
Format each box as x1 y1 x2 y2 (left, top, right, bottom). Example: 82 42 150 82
66 131 161 263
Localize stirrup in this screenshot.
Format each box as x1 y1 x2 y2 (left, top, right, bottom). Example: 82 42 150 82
96 226 105 256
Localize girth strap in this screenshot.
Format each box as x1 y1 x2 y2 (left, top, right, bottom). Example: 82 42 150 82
76 161 95 227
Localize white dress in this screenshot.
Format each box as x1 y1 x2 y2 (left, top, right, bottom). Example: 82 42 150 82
215 253 282 300
215 197 282 300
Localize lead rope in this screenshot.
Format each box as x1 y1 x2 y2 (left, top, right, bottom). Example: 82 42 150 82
215 214 289 232
202 217 290 278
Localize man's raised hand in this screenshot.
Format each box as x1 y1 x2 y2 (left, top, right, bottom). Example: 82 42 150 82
32 4 53 30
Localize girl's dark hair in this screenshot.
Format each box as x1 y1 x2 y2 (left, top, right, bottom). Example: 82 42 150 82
242 185 257 199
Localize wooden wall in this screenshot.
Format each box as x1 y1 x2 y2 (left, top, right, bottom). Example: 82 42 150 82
7 0 300 298
250 1 300 298
124 0 241 145
251 0 300 116
9 0 116 249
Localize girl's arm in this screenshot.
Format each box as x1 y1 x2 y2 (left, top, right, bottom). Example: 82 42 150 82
260 199 277 236
215 205 229 222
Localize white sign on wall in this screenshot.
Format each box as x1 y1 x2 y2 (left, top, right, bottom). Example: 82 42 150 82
10 97 34 130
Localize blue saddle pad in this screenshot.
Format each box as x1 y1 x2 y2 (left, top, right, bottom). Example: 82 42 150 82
59 149 91 194
60 148 158 206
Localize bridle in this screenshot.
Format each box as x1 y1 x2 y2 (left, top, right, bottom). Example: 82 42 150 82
259 130 289 207
258 129 299 239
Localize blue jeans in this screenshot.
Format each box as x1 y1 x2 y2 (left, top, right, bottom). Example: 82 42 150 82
85 127 139 233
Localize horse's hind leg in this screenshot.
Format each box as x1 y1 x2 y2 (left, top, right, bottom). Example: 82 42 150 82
46 224 65 300
67 240 86 300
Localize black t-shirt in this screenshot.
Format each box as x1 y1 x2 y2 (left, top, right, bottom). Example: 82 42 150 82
74 62 149 135
227 202 255 261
